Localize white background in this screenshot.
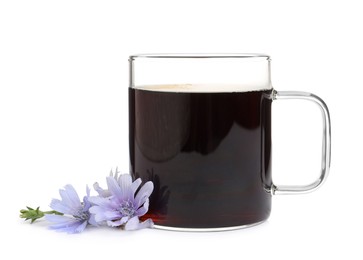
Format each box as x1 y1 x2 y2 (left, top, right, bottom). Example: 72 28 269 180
0 0 362 259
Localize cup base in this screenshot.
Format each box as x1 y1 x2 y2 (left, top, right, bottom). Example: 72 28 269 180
153 220 266 232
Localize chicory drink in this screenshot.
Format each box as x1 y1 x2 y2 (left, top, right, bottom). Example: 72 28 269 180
129 84 273 228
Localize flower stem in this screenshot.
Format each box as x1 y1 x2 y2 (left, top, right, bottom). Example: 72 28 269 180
20 206 63 223
44 210 63 215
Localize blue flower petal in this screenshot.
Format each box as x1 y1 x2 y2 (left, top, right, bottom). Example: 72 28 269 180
140 218 154 229
50 199 77 215
134 181 154 208
130 178 142 197
86 185 90 198
104 210 122 220
48 219 80 229
82 196 92 212
88 196 117 210
125 217 154 231
106 176 124 202
88 214 98 226
59 185 81 209
89 206 109 222
135 198 149 217
106 217 128 227
45 214 74 224
89 205 122 223
93 182 111 198
46 215 84 233
118 174 133 201
74 220 88 233
50 221 84 234
124 216 140 230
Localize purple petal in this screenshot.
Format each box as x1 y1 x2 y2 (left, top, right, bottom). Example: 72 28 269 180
93 182 111 198
83 186 92 210
130 178 142 196
118 174 133 200
106 216 128 227
89 205 122 223
124 216 140 230
140 218 154 229
86 185 90 197
82 196 92 211
89 206 110 222
88 196 117 210
45 214 74 224
104 210 122 220
74 220 88 233
47 216 85 234
124 216 154 230
111 167 120 181
134 181 154 208
59 185 81 209
88 214 98 226
48 220 79 230
106 176 123 201
49 223 79 233
50 199 77 215
53 223 84 234
89 206 105 219
135 198 149 217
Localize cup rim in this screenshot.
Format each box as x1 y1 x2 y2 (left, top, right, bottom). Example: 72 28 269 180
129 53 270 60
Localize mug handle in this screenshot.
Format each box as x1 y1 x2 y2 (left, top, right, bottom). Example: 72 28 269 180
271 90 331 195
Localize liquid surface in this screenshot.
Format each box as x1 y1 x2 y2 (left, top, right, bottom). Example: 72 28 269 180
129 85 273 228
135 84 272 93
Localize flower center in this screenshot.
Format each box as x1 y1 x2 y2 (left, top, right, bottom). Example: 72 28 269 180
74 206 89 220
78 211 90 220
119 201 135 217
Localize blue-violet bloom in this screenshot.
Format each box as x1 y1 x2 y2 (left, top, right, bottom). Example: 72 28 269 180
89 174 154 230
45 185 97 233
93 168 121 198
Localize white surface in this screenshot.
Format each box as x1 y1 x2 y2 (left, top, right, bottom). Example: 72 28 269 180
0 0 361 259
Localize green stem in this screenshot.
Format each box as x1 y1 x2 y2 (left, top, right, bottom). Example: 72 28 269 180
44 210 63 215
20 206 63 223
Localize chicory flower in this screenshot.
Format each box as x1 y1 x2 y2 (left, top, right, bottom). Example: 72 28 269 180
89 174 154 230
45 185 97 233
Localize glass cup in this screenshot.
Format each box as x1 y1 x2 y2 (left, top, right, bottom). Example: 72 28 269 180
128 54 331 231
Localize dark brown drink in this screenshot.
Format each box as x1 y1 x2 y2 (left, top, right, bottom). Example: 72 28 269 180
129 85 273 228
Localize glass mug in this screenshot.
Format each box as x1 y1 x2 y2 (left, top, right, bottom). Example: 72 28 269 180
128 54 331 231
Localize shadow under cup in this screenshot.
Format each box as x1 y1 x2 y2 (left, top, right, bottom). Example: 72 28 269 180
129 85 273 229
